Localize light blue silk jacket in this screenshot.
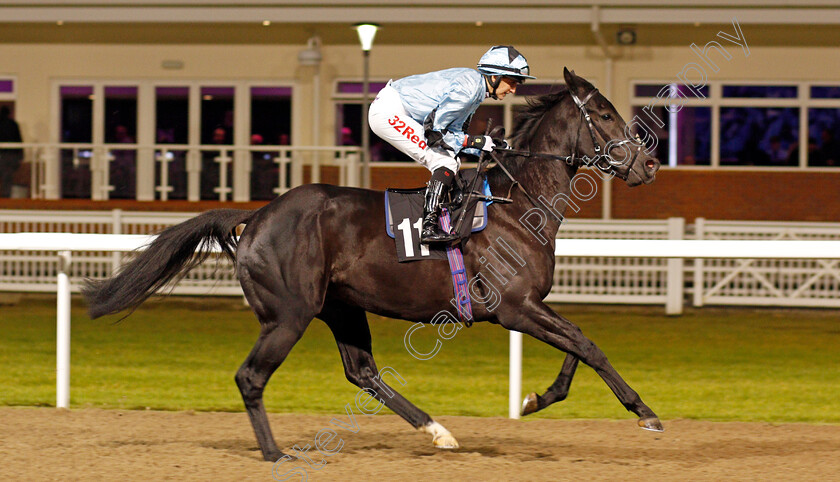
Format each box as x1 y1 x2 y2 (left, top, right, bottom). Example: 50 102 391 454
390 68 488 156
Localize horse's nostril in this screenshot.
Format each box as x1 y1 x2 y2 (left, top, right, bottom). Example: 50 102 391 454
645 159 657 171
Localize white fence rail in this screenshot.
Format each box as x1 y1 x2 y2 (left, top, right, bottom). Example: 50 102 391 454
6 211 840 312
0 209 241 295
693 218 840 308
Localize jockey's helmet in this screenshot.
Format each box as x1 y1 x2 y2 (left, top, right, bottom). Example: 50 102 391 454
477 45 536 82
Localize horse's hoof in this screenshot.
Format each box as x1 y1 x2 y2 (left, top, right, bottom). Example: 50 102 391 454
265 450 291 463
521 392 539 416
638 417 664 432
433 434 460 449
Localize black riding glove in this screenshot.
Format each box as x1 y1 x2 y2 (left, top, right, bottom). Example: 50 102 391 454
465 135 496 152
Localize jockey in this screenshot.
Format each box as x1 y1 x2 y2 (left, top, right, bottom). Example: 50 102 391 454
369 45 535 243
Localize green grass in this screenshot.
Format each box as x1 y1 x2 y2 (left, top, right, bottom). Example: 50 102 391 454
1 294 838 423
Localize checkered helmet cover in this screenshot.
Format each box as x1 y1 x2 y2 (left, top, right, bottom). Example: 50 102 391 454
476 45 536 81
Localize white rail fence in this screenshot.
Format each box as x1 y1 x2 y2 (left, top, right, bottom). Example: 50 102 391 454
3 231 840 418
693 218 840 308
5 211 840 312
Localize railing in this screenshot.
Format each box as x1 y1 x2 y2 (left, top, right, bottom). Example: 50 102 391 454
5 211 840 313
549 218 685 313
0 142 361 201
693 218 840 308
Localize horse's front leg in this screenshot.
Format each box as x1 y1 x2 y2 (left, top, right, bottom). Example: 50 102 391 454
521 353 579 416
500 297 663 432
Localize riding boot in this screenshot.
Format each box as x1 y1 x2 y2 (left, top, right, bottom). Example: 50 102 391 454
421 178 458 244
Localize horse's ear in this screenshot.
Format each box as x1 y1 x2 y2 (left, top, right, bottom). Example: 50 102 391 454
563 67 582 94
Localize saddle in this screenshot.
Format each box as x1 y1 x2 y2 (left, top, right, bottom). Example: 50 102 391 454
384 169 497 262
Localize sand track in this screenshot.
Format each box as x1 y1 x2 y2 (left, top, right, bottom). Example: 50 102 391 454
2 408 838 481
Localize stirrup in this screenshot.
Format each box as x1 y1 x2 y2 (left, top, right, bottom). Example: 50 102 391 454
421 214 457 244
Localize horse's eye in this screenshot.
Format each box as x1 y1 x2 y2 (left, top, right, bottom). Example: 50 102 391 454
601 114 613 121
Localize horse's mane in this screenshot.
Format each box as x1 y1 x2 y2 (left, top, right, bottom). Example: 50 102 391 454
508 85 570 150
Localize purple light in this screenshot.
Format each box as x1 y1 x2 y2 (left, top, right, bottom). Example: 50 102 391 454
251 86 292 98
337 82 388 94
201 86 234 97
156 86 190 98
105 86 138 97
60 85 93 97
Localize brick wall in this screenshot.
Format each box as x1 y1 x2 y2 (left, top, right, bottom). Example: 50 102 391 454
3 168 838 222
612 169 840 222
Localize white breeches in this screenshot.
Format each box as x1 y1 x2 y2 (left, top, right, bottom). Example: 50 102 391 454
368 84 459 173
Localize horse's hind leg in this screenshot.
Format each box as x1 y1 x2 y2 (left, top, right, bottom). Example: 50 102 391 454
235 320 311 462
319 302 460 449
521 353 579 416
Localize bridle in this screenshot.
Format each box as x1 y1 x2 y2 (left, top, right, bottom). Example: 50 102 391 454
488 87 645 223
498 87 644 181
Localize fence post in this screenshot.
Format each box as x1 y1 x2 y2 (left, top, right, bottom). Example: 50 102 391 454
346 152 360 188
509 330 522 419
214 150 233 202
111 209 123 274
186 149 201 202
693 217 706 307
56 250 71 409
666 217 685 315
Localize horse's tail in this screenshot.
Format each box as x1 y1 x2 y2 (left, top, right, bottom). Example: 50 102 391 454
82 208 254 319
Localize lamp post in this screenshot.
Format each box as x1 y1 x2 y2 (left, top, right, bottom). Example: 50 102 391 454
354 23 379 188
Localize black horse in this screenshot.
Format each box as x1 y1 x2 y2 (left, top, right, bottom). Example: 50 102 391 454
84 68 662 462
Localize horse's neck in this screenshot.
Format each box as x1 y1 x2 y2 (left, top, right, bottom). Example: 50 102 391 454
486 147 576 240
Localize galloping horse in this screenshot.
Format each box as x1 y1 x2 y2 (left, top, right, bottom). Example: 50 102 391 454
84 68 662 462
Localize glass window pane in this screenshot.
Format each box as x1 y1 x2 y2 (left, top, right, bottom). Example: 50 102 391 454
104 86 137 199
722 85 797 98
810 86 840 99
0 79 14 94
630 106 711 166
201 86 234 145
104 86 137 143
156 86 189 144
250 86 291 146
60 86 93 143
719 107 799 166
808 108 840 167
250 87 292 200
635 83 709 98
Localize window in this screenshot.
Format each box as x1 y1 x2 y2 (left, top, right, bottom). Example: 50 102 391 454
155 86 189 200
54 80 295 201
59 85 94 198
0 77 21 199
632 81 840 168
808 108 840 167
250 86 292 200
105 86 138 199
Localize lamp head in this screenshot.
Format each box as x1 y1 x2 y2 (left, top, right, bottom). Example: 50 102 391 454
354 23 380 51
